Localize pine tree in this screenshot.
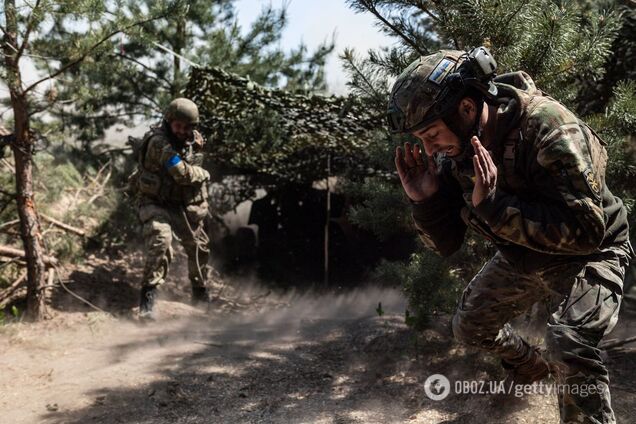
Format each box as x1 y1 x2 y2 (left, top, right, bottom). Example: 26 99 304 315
36 0 334 145
1 0 178 320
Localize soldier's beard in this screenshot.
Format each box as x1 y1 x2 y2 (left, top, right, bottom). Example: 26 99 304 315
443 113 478 163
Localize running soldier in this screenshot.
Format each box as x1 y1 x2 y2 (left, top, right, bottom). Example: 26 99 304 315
133 98 212 320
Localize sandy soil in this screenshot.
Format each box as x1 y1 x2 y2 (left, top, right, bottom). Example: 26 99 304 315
0 256 634 424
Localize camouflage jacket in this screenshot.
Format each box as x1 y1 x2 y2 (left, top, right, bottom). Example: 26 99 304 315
412 71 632 274
136 121 209 207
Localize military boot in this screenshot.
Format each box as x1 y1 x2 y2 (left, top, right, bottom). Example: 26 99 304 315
139 285 158 321
191 285 211 307
502 347 553 386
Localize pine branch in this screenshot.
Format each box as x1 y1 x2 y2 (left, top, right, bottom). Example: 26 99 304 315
23 12 171 95
503 0 529 26
340 49 386 109
112 52 173 89
128 75 163 109
403 0 439 22
16 0 41 60
353 0 428 55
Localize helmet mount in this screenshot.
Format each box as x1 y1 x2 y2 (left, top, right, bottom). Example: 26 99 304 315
387 46 498 140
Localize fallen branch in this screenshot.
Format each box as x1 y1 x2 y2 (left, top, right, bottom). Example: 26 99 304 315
0 245 58 265
0 272 27 307
0 219 20 231
40 214 87 237
86 166 112 206
1 158 15 173
0 287 26 309
0 257 25 269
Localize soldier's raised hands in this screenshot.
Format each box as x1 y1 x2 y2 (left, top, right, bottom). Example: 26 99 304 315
395 142 439 202
471 136 497 207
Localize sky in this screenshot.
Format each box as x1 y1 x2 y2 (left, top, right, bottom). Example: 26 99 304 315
233 0 394 94
2 1 394 97
0 0 395 133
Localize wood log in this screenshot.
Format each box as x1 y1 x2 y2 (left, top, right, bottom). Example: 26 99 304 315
0 219 20 231
0 287 27 309
0 245 58 265
0 272 27 305
40 214 87 237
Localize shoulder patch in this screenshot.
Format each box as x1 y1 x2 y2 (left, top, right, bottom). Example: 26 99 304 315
165 154 182 170
583 167 601 201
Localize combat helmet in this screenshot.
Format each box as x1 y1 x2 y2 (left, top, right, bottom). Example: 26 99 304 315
387 47 498 135
164 98 200 125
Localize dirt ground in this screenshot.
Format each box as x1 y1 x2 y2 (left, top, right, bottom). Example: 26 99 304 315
1 254 635 424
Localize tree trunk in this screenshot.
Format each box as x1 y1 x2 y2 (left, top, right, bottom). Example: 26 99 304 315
171 16 186 97
3 0 47 320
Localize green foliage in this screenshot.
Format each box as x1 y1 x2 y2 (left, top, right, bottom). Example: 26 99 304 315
586 81 636 237
187 67 377 188
343 0 633 329
372 251 464 330
34 154 84 204
0 303 20 326
347 178 410 241
0 140 124 281
344 0 621 110
36 0 334 145
607 81 636 133
575 1 635 114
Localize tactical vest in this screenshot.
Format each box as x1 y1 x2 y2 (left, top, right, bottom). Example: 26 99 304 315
135 126 207 206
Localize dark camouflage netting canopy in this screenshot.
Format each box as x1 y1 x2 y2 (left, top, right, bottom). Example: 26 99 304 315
186 67 379 140
185 67 384 184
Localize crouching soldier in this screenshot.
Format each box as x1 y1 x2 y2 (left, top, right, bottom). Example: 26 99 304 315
388 48 633 423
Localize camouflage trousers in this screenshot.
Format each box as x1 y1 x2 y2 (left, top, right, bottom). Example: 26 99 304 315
138 203 210 289
452 243 632 424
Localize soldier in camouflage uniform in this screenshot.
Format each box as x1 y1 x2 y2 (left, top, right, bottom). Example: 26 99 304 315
388 49 633 423
134 98 212 320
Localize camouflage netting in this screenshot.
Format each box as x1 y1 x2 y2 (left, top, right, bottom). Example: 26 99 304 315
185 67 384 184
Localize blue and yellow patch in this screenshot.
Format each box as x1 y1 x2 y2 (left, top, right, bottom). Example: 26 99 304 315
165 154 182 169
428 58 455 85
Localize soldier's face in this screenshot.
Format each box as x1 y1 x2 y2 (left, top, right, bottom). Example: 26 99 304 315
411 97 480 157
411 119 462 157
170 119 194 142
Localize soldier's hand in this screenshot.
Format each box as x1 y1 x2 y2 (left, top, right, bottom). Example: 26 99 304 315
193 130 204 148
395 142 439 203
472 136 497 207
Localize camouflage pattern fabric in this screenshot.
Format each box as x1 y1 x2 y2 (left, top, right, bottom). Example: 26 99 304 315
138 122 210 206
139 203 210 288
452 244 630 423
412 71 630 275
135 122 211 289
411 71 634 423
